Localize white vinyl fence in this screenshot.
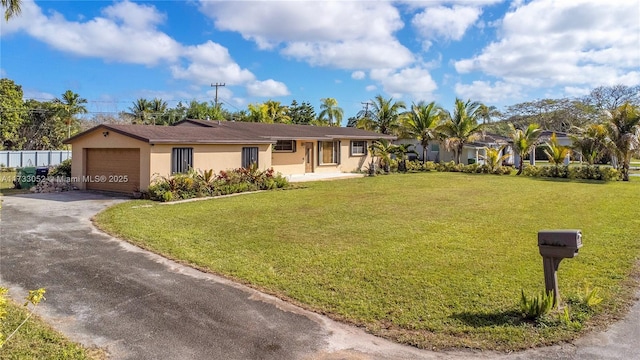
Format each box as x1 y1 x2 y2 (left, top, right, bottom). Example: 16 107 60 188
0 150 71 168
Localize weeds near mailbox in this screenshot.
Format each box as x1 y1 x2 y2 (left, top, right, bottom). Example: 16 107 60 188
520 289 555 320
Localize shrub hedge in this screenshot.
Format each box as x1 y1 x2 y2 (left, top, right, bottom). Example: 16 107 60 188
523 165 620 181
147 166 289 202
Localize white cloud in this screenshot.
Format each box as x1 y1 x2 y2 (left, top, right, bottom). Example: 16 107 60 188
412 5 482 48
454 81 523 103
370 67 438 101
281 40 413 69
455 0 640 93
563 86 592 98
198 0 414 70
246 79 290 97
351 71 366 80
365 85 377 92
3 0 183 65
170 41 256 86
4 0 290 103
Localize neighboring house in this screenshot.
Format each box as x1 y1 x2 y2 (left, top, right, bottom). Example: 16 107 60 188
63 120 394 193
397 133 515 165
398 131 574 166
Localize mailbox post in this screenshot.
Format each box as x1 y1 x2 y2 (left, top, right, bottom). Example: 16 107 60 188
538 230 582 306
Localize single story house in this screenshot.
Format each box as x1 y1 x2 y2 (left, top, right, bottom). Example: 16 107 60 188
397 133 515 165
63 120 395 193
397 131 574 165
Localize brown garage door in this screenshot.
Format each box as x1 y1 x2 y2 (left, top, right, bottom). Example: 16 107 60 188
85 148 140 193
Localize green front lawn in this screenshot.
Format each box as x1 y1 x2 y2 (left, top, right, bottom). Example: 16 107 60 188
95 173 640 350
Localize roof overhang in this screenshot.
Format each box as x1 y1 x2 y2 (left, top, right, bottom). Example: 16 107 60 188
149 139 275 145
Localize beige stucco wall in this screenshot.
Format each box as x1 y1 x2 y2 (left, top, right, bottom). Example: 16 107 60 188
271 141 305 175
68 129 150 190
313 139 371 173
149 143 272 182
70 128 377 192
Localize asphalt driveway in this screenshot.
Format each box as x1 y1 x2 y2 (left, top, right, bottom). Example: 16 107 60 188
0 192 637 360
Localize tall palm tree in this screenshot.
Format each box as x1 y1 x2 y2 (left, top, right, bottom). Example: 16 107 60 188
364 95 406 135
318 98 343 126
509 123 542 175
149 98 168 125
477 104 501 124
264 100 291 124
402 101 443 163
1 0 21 20
53 90 88 138
439 98 483 164
128 98 152 125
605 102 640 181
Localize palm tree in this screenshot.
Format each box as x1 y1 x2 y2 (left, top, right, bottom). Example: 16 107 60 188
402 101 443 164
477 104 501 124
149 98 168 125
369 139 395 173
439 98 483 164
480 145 510 173
264 100 291 124
605 102 640 181
391 143 418 172
53 90 88 138
509 123 542 175
364 95 406 135
128 98 152 124
543 133 571 176
570 123 608 165
318 98 343 126
1 0 21 20
247 103 268 123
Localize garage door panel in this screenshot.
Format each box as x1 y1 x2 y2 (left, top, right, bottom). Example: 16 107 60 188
85 148 140 193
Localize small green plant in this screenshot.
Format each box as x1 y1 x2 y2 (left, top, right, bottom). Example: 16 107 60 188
558 306 582 331
520 289 555 320
0 287 46 348
581 285 603 308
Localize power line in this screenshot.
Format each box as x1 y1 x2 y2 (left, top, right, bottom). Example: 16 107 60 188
361 101 373 117
211 83 225 108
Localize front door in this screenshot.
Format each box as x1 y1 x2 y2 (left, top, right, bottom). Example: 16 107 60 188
305 142 314 173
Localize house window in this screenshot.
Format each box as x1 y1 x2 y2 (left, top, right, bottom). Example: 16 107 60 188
430 143 440 152
350 141 367 156
172 148 193 174
274 140 296 152
318 141 340 165
242 147 259 168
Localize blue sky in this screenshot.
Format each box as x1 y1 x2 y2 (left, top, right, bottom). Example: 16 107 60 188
2 0 639 123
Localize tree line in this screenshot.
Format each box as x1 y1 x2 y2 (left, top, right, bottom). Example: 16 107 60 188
1 78 638 179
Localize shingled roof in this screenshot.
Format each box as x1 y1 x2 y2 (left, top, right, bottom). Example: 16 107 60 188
63 124 274 144
174 119 396 140
65 121 395 144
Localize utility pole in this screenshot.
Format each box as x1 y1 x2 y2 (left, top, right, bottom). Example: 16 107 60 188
211 83 226 108
361 101 373 118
